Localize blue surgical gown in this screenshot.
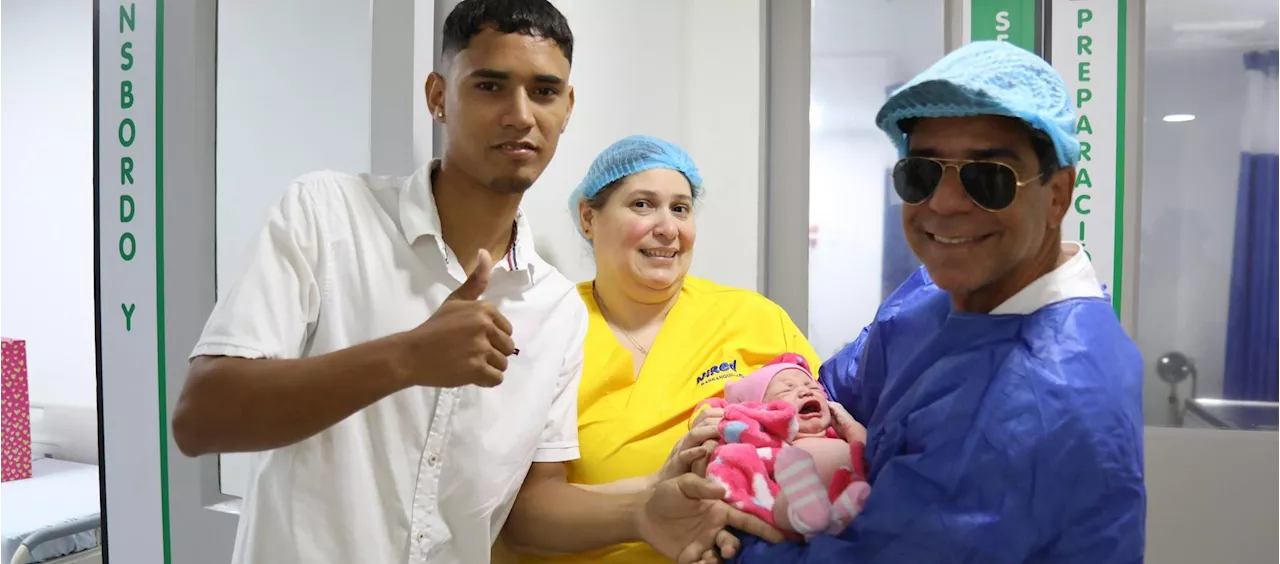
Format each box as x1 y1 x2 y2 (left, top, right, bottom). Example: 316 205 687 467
733 268 1146 563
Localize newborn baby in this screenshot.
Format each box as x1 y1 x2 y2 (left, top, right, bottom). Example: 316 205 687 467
700 355 870 539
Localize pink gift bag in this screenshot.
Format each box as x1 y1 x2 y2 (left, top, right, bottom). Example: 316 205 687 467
2 338 32 482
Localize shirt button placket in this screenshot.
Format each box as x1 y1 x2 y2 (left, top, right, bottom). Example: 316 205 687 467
413 389 457 561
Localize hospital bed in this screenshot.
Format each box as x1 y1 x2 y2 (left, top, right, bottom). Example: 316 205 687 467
1 457 103 564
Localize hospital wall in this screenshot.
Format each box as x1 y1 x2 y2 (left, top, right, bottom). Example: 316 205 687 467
5 1 1276 562
213 0 764 499
215 0 1259 504
215 0 375 291
802 6 1257 409
0 0 101 464
8 0 1242 464
215 0 764 307
519 0 764 291
213 0 436 500
1136 45 1252 423
805 0 946 361
214 0 401 501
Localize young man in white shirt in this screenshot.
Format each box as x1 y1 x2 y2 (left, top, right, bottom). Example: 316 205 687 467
172 1 778 562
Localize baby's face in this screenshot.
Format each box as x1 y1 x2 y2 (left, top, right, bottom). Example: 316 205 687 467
762 369 831 435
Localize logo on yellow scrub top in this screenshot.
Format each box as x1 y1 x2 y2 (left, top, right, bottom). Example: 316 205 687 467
696 360 743 386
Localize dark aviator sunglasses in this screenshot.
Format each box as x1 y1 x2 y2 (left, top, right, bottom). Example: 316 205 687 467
891 157 1042 212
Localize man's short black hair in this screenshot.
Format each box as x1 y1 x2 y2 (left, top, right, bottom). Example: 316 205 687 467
441 0 574 64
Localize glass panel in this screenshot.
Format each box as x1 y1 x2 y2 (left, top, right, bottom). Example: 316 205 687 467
1136 0 1279 429
807 0 946 360
214 0 376 498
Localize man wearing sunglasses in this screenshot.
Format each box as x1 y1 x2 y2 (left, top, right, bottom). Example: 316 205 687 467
732 41 1145 563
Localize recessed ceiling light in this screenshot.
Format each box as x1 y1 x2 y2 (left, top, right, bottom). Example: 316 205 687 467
1173 20 1266 33
1163 114 1196 123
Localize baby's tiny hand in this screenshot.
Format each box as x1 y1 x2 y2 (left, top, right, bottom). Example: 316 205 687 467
830 403 867 444
658 425 720 482
690 406 725 431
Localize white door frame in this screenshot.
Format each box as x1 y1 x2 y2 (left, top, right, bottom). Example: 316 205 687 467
95 0 238 563
95 0 432 560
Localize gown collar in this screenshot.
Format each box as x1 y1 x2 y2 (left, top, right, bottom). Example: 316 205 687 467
989 242 1105 315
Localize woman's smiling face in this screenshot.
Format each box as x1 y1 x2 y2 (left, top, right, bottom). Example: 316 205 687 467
580 168 697 294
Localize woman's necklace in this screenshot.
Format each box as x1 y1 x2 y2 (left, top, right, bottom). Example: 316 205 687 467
593 283 650 356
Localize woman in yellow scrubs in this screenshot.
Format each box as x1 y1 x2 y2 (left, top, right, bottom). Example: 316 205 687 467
517 135 820 563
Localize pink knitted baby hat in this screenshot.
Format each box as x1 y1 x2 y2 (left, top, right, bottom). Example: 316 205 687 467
725 357 813 404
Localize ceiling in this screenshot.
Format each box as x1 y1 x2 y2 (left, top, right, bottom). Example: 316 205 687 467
811 0 1279 56
811 0 942 60
806 0 1277 134
1145 0 1278 51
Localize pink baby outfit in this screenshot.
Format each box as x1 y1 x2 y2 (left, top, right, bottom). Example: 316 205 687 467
701 398 796 524
701 355 870 536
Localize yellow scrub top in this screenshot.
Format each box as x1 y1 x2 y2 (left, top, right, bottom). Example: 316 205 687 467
521 275 820 564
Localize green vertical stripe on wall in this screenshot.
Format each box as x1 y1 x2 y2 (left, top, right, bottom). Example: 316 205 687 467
155 0 172 561
1112 0 1127 317
969 0 1038 51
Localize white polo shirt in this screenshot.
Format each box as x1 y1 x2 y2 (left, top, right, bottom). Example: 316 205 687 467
191 163 587 564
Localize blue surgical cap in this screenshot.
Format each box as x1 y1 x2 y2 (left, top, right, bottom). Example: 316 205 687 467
875 40 1081 168
568 135 703 238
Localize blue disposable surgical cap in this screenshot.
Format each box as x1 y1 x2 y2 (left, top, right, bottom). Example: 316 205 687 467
875 40 1081 168
568 135 703 239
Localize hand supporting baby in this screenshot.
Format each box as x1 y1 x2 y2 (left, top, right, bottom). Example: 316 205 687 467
829 402 867 444
657 424 722 483
702 399 869 539
687 406 726 477
681 357 873 542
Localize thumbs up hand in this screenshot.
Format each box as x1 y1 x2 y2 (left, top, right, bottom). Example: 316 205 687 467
447 249 495 302
402 250 515 388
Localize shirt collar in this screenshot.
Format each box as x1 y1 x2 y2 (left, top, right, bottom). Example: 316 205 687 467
399 160 443 244
989 242 1106 315
399 160 535 275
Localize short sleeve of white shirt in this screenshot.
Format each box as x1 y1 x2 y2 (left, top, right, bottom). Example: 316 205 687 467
532 303 586 463
191 182 324 361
